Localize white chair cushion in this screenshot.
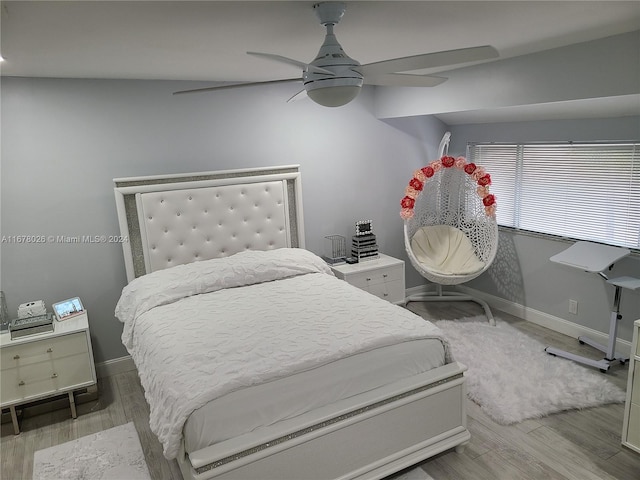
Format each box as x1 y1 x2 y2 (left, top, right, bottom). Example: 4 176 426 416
411 225 486 276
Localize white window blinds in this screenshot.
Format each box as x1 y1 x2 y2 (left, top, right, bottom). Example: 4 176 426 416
468 142 640 250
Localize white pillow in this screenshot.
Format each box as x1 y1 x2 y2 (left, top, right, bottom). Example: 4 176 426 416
411 225 485 275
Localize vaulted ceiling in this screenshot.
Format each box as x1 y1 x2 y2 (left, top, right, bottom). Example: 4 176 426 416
2 1 639 123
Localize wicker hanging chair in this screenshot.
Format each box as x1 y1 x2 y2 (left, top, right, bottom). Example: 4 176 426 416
400 133 498 324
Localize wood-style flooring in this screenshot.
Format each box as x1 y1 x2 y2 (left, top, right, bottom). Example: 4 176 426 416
2 301 639 480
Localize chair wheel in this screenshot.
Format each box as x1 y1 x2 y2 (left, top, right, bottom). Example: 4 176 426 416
600 368 608 373
578 340 585 345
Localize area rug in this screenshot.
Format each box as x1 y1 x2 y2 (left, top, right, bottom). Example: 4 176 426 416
390 467 434 480
435 316 626 425
33 422 151 480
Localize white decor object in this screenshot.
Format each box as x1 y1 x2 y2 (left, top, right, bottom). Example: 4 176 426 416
330 253 405 304
322 234 347 264
0 312 96 434
435 316 626 425
622 319 640 453
33 422 151 480
17 300 47 318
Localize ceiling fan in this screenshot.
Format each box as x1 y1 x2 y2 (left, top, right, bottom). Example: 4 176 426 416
173 2 499 107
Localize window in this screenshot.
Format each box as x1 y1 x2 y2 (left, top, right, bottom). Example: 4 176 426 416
467 142 640 251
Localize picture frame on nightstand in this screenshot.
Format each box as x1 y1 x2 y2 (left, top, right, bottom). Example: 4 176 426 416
355 220 373 236
52 297 85 322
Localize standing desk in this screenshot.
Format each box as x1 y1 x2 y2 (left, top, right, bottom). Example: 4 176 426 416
545 241 640 372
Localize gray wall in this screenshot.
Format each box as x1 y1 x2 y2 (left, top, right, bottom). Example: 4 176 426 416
449 117 640 342
0 77 446 363
2 76 638 365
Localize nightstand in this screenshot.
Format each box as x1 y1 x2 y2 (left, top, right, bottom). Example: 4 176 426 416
330 254 405 304
622 319 640 453
0 313 97 434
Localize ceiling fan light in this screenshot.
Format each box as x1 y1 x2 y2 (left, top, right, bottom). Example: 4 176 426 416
306 85 360 107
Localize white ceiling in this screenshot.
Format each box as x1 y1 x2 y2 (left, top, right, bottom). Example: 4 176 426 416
1 1 640 122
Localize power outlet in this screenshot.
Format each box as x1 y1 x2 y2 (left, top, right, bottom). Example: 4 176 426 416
569 299 578 315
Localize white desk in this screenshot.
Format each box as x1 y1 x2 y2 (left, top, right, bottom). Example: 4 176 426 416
549 241 630 273
546 241 639 372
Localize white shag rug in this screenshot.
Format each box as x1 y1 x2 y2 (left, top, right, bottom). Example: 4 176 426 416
435 317 627 425
33 422 151 480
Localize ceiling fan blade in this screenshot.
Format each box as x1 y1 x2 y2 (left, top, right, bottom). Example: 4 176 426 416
287 89 308 103
247 52 335 76
361 45 499 76
364 74 447 87
173 78 301 95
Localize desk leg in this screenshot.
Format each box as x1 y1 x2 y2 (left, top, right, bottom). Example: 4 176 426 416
9 406 19 435
606 286 623 361
68 392 77 419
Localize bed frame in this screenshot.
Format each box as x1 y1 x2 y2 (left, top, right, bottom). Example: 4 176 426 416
113 165 470 480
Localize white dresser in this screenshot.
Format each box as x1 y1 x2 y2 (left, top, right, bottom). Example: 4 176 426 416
0 313 97 434
330 254 405 304
622 319 640 453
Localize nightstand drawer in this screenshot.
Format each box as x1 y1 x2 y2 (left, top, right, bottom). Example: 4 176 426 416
1 332 89 370
1 351 93 404
366 280 405 304
346 264 403 289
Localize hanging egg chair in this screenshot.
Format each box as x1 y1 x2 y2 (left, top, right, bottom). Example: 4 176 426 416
400 133 498 324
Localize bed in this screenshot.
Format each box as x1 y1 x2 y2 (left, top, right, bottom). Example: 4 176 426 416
113 165 470 480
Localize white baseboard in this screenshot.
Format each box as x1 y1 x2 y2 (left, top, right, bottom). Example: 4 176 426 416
406 284 632 358
95 355 136 378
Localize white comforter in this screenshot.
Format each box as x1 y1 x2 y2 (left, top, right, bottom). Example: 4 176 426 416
115 248 450 459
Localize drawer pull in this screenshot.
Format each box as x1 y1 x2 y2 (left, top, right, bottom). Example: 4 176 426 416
366 277 372 281
13 355 20 360
383 293 389 297
51 373 58 379
47 348 53 353
18 381 25 386
383 274 388 278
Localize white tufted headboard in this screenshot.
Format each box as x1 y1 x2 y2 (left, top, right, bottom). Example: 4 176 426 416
113 165 305 282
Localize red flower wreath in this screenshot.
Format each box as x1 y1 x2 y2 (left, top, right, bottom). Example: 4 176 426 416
441 156 456 168
408 177 424 192
400 155 497 219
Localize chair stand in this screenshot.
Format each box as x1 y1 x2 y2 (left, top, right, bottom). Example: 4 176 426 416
406 284 496 326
